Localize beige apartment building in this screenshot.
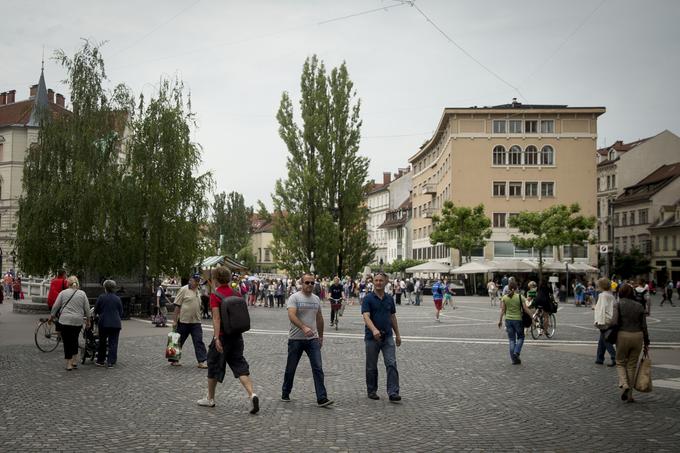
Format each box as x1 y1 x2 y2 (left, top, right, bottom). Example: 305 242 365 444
408 100 605 266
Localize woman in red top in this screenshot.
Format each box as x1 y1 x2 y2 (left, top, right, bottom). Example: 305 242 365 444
47 270 68 309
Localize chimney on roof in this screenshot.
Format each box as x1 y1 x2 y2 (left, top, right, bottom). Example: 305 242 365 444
56 93 65 107
29 84 38 98
383 172 391 185
48 89 55 103
7 90 15 104
0 92 6 105
511 97 521 108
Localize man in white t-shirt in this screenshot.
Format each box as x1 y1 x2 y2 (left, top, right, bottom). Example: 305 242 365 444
281 273 334 407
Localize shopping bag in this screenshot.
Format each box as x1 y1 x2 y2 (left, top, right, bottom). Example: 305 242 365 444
634 353 653 393
165 330 182 361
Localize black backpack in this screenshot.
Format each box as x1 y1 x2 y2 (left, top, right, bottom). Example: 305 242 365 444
213 291 250 336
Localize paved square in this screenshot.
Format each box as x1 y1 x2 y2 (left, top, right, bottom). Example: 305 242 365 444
2 295 679 452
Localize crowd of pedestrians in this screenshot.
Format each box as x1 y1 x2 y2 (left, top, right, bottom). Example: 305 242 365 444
37 263 679 413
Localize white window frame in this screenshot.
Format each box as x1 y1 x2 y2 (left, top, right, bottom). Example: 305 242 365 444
508 145 522 166
541 145 554 166
493 120 506 134
508 181 522 197
509 120 522 134
525 181 538 197
524 145 538 165
492 145 507 166
493 181 506 197
525 120 538 133
540 120 554 134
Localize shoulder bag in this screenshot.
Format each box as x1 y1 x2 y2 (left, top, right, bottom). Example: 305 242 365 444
54 290 78 332
519 294 532 328
603 301 620 344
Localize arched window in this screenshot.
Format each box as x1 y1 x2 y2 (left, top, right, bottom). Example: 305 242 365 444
492 145 506 165
541 145 554 165
524 145 538 165
509 145 522 165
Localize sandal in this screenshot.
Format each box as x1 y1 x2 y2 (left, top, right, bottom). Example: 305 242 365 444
170 362 182 366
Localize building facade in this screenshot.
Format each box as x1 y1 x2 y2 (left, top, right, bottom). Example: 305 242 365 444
649 202 680 284
0 70 68 273
612 163 680 281
408 100 605 266
366 173 391 265
596 130 680 272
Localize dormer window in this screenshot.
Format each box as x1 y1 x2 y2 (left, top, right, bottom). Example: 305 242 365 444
608 150 616 161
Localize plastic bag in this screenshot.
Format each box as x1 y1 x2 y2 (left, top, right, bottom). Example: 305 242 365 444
634 354 653 393
165 330 182 361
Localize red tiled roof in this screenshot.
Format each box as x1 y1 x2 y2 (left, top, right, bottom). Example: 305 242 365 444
0 99 69 128
596 137 651 157
615 163 680 205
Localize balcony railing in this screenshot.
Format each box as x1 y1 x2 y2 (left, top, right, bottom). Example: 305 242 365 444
422 184 437 195
423 207 434 218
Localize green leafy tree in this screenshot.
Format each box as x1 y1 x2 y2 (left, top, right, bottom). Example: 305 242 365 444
17 41 212 283
430 202 492 267
613 248 651 279
385 259 425 274
210 191 252 256
556 203 597 263
272 55 372 277
256 200 272 224
509 204 575 280
17 40 131 277
236 240 257 271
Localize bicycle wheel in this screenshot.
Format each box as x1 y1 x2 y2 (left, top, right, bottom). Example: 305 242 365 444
530 318 541 340
546 314 557 338
35 321 61 352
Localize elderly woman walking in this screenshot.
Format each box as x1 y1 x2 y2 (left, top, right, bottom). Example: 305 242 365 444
94 280 123 368
594 277 617 366
50 276 90 371
612 283 651 402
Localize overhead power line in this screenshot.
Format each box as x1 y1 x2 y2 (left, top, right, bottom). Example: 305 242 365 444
109 2 407 71
109 0 202 58
396 1 526 102
520 0 607 86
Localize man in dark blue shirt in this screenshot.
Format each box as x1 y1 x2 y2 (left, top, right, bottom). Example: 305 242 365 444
361 271 402 402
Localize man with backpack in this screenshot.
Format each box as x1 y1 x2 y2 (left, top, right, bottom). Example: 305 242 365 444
197 266 259 414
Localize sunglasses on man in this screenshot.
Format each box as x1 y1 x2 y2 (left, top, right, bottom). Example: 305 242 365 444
303 281 315 285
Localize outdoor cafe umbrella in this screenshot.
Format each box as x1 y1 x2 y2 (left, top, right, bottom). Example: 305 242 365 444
405 260 453 274
450 261 493 274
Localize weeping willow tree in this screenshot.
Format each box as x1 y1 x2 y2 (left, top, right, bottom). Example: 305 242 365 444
16 40 212 281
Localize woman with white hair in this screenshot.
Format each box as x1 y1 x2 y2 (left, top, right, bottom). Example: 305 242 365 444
94 280 123 368
50 276 90 371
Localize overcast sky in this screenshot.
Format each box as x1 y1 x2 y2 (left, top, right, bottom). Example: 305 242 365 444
3 0 679 208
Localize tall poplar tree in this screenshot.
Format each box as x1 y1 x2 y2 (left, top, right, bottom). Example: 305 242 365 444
272 55 372 277
210 191 252 256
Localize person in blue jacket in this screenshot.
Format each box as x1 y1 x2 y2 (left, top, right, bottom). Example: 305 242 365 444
94 280 123 368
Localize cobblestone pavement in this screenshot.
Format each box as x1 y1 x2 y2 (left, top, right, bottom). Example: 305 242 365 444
1 295 679 452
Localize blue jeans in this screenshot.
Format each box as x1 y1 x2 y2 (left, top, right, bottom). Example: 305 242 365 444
505 319 525 361
365 337 400 397
282 339 327 402
414 291 421 305
596 329 616 364
176 322 208 363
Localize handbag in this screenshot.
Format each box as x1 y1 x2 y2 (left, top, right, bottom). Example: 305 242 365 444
603 302 621 344
54 290 78 332
634 352 653 392
520 295 532 328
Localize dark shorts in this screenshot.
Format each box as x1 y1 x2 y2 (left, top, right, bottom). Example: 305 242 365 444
207 336 250 383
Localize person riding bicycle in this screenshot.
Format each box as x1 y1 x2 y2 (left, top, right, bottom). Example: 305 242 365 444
328 276 345 327
532 280 556 335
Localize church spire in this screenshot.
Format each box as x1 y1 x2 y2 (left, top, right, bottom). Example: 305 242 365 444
28 65 49 127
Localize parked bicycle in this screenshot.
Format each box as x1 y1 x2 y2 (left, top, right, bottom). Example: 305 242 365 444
530 307 557 339
35 318 61 352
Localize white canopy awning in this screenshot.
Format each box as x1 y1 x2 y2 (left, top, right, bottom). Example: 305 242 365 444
450 261 493 274
405 260 453 274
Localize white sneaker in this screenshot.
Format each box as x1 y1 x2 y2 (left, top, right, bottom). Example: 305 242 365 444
197 397 215 407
